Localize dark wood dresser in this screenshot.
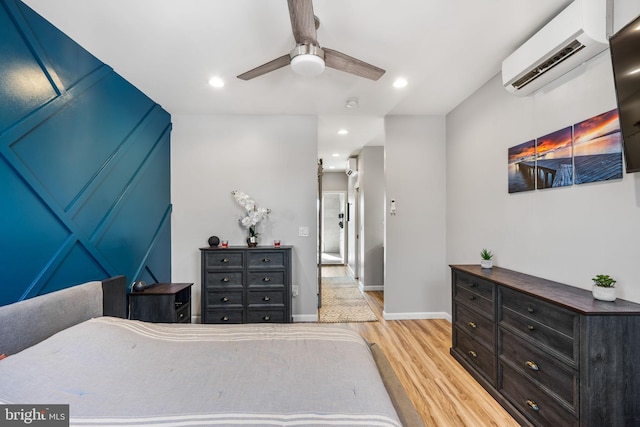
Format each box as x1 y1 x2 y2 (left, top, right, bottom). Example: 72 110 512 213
450 265 640 426
200 246 292 324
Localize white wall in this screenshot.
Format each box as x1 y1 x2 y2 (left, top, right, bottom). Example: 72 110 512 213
322 171 347 192
385 116 448 318
171 114 319 321
358 146 385 289
446 1 640 304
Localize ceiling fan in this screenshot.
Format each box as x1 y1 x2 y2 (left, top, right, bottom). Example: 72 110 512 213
237 0 385 81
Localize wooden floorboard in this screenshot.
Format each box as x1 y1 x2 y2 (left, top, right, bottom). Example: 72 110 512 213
344 290 519 427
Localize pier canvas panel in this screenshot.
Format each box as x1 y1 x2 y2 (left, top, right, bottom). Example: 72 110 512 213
535 126 573 190
508 140 536 193
508 109 622 194
574 109 623 184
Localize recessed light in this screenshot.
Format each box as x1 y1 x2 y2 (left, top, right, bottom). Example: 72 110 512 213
332 153 340 157
345 97 359 108
208 77 225 88
393 78 408 89
337 129 349 135
329 166 336 169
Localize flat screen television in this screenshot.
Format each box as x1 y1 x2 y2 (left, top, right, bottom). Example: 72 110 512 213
609 13 640 173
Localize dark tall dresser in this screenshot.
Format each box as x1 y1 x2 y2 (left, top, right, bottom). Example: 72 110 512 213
200 246 292 324
450 264 640 427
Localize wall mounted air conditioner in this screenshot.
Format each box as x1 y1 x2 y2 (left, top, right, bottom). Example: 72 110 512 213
346 158 358 176
502 0 611 96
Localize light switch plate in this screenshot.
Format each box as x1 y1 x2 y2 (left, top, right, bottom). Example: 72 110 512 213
299 226 309 237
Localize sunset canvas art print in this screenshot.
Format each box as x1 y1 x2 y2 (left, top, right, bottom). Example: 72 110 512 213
535 126 573 189
508 140 536 193
573 109 623 184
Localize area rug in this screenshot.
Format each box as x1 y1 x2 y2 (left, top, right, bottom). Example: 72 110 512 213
319 276 378 323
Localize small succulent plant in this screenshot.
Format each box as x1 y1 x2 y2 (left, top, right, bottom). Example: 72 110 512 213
592 274 616 288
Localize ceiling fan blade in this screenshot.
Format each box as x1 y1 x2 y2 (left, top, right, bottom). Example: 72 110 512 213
237 54 291 80
324 48 386 81
287 0 317 45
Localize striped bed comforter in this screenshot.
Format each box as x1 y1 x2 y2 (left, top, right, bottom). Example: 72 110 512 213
0 317 401 427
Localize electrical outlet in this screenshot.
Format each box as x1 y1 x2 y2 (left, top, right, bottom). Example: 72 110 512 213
298 226 309 237
292 284 299 297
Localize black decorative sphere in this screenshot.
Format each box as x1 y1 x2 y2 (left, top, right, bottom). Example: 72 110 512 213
208 236 220 247
132 281 147 292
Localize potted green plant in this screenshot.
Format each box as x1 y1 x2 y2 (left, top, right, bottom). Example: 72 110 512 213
592 274 616 302
480 249 494 269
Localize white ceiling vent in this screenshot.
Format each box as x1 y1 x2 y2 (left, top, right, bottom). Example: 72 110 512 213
502 0 611 96
346 158 358 176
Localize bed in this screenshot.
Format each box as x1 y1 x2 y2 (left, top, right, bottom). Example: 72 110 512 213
0 276 422 426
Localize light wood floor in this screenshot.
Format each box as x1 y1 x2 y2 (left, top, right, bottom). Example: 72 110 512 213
321 267 518 427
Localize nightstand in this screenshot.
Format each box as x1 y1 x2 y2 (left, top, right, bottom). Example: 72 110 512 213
129 283 193 323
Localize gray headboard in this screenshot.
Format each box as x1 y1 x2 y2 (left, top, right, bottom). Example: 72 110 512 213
0 276 126 356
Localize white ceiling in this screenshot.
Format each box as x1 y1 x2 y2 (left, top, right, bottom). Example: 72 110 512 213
23 0 572 170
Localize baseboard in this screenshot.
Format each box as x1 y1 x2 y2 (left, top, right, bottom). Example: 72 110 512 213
360 283 384 292
293 313 319 322
383 311 452 322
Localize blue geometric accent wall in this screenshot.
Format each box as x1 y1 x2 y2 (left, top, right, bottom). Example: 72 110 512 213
0 0 172 306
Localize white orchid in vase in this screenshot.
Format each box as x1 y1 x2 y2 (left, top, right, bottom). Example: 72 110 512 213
232 190 271 246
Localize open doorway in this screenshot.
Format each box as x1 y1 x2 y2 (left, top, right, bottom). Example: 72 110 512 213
321 192 346 265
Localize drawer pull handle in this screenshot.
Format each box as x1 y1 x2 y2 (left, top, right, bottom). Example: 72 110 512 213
221 258 229 263
527 325 535 331
221 316 229 321
525 360 540 371
222 277 229 282
221 297 229 302
179 313 184 319
469 282 476 288
527 306 535 313
262 258 271 262
263 315 271 321
468 295 476 300
263 296 271 301
468 350 477 358
263 277 271 282
468 322 477 328
526 400 540 411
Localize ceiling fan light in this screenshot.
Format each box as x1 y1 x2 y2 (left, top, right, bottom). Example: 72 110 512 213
291 54 325 76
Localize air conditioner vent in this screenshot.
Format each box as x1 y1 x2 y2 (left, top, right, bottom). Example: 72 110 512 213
511 39 585 90
502 0 611 96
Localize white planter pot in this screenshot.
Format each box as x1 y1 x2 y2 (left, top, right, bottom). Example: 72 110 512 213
481 259 493 269
592 285 616 302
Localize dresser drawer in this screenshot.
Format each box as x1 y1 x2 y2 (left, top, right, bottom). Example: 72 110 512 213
203 309 244 324
176 303 191 323
500 362 578 427
205 290 244 308
248 289 285 306
248 251 286 269
204 251 244 269
500 328 578 413
204 271 243 287
454 327 496 385
455 286 495 320
247 309 287 323
501 287 577 338
455 272 495 301
248 271 285 287
454 303 495 350
501 307 576 364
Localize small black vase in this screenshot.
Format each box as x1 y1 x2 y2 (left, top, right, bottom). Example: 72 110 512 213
208 236 220 247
